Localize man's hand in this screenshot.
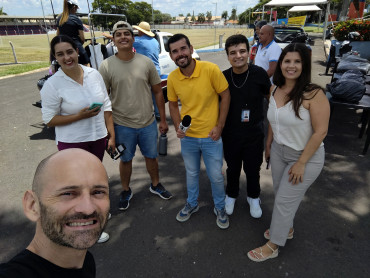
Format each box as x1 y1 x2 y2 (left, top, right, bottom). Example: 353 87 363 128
176 128 186 139
208 126 222 141
106 137 116 155
159 119 168 135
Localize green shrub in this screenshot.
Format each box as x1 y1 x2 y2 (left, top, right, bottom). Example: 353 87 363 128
333 19 370 41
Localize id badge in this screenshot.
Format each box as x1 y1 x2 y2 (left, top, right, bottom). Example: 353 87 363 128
241 109 250 122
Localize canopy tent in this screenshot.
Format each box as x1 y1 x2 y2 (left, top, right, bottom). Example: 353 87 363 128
288 5 322 12
263 0 330 40
287 5 323 27
265 0 328 6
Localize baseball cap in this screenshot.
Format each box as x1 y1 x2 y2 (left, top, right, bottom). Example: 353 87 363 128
133 22 154 37
112 21 134 35
67 0 79 7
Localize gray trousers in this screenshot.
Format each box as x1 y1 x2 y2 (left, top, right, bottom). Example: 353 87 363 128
269 141 325 246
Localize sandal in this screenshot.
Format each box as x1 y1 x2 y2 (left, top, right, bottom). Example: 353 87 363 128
247 242 279 262
264 228 294 240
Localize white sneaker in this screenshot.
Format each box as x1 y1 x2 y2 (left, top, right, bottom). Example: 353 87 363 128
247 197 262 218
97 232 110 243
225 195 236 215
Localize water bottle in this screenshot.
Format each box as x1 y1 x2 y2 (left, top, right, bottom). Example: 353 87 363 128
158 133 167 156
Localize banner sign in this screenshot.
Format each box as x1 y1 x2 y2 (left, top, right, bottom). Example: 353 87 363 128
288 16 307 26
277 18 288 25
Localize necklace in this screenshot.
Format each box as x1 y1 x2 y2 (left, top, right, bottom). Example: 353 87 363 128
231 69 249 89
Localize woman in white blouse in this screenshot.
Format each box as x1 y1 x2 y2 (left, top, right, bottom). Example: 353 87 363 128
248 43 330 262
41 35 115 161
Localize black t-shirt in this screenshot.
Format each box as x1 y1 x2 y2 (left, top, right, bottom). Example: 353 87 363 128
57 14 84 42
0 249 95 278
222 64 270 139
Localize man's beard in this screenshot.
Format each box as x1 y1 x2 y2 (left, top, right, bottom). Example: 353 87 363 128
39 202 108 250
175 55 192 69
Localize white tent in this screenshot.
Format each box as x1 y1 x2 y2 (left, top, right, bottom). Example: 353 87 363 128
263 0 330 39
288 5 322 12
287 5 323 27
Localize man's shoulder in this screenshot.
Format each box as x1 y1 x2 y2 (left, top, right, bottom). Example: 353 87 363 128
222 67 232 76
269 41 282 51
0 250 38 277
197 60 218 69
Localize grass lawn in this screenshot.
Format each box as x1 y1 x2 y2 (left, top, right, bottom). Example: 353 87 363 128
0 28 253 76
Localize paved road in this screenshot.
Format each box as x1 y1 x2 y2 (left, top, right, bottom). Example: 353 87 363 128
0 36 369 277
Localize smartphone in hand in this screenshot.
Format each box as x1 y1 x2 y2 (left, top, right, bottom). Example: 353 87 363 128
266 158 270 170
89 102 103 110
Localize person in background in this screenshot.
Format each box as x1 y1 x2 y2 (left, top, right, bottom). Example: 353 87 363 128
254 24 282 82
56 0 90 65
250 21 267 64
167 33 231 229
99 21 172 211
222 34 270 218
41 35 114 243
0 149 110 277
133 21 161 121
248 43 329 262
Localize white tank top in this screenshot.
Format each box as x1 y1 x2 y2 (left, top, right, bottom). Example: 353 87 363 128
267 94 323 151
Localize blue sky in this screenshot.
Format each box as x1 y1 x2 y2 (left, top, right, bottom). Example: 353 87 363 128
2 0 258 18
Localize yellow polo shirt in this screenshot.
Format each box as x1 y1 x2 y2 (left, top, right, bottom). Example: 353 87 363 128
167 59 229 138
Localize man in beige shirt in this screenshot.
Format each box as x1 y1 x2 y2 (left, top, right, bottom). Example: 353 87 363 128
99 21 172 211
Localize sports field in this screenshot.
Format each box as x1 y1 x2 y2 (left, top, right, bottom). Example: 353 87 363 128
0 28 253 76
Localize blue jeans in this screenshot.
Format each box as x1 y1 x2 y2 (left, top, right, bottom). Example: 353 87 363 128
114 120 158 162
180 136 225 210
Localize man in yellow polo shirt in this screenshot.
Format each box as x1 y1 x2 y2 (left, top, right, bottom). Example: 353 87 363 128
167 33 231 229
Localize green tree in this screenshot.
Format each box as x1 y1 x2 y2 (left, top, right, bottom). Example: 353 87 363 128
206 11 212 23
187 13 191 17
198 13 205 23
230 8 237 20
179 13 184 17
221 10 228 20
91 0 153 28
127 1 152 24
0 7 7 15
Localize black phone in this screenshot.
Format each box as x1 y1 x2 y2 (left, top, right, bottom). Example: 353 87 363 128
266 158 270 170
107 144 126 160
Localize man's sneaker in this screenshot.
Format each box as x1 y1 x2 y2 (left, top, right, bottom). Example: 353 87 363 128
225 195 236 215
119 189 133 210
213 207 229 229
97 232 109 243
149 183 172 200
247 197 262 218
108 213 112 220
176 203 199 222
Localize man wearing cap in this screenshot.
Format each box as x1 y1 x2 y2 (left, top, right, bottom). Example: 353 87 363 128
99 21 172 211
133 21 161 121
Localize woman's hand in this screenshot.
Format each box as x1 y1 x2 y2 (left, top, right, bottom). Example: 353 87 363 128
265 144 271 162
78 106 100 120
288 161 305 185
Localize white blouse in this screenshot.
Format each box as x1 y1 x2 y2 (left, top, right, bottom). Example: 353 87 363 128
267 95 323 151
41 65 112 144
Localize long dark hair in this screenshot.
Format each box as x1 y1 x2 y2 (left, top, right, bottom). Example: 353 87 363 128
50 35 77 58
273 43 322 119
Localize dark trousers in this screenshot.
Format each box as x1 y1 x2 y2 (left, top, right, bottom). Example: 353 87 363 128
223 135 264 199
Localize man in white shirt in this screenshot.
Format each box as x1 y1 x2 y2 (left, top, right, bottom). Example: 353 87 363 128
254 25 282 82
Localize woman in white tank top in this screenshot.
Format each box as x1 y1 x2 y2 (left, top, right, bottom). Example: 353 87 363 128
248 43 330 262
